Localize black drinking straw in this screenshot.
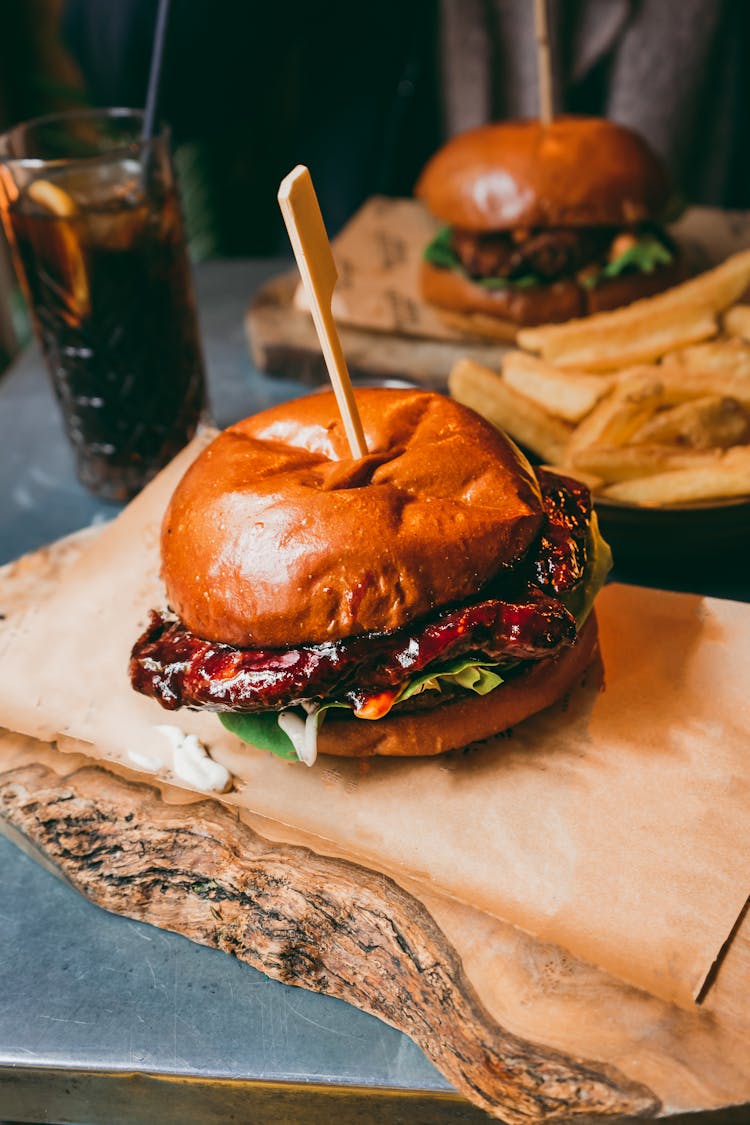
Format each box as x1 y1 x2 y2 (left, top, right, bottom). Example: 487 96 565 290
142 0 171 142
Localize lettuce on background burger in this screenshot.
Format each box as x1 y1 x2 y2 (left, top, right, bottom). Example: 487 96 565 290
130 389 611 765
416 116 684 335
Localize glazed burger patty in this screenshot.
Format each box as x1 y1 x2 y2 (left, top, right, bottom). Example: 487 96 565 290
451 225 662 282
130 470 590 716
130 589 575 715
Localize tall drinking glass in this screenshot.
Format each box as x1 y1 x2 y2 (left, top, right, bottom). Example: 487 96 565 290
0 108 208 501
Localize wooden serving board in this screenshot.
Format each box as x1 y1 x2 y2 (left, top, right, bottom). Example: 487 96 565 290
246 270 510 388
1 730 749 1124
245 200 750 390
1 534 749 1123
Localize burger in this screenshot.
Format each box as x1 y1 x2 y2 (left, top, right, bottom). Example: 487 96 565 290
129 388 611 765
416 116 684 336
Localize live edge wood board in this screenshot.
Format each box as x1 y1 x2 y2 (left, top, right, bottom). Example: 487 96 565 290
1 739 749 1124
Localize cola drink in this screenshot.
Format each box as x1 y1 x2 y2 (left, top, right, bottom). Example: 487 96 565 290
0 112 208 501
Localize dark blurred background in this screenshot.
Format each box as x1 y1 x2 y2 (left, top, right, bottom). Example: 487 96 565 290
0 0 749 364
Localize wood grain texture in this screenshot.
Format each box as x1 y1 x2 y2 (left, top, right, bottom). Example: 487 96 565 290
246 272 510 388
0 759 658 1124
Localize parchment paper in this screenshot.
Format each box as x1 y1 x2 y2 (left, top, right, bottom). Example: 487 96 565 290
294 199 750 338
294 196 457 340
1 442 749 1008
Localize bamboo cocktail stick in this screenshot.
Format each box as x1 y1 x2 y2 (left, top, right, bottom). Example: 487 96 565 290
278 165 369 459
534 0 554 125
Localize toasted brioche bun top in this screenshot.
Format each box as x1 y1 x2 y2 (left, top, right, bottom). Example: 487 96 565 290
161 389 544 648
416 116 671 231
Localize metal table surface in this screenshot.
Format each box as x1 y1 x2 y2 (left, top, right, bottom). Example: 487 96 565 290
1 259 749 1125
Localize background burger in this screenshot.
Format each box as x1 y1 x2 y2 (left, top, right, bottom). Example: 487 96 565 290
416 115 684 337
130 389 611 765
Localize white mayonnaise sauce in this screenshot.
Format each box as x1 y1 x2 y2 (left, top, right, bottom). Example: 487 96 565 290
127 748 163 772
277 703 320 767
154 724 232 792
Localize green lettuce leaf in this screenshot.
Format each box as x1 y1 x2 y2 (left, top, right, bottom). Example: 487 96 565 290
220 701 350 760
218 661 508 761
422 225 459 270
604 235 673 277
394 655 507 704
219 710 299 759
583 235 673 289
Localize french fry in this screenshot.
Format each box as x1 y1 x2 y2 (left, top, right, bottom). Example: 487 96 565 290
611 363 663 381
568 443 722 483
722 303 750 342
518 248 750 369
448 358 572 463
631 395 750 449
664 336 750 377
501 351 614 422
623 364 750 407
602 447 750 505
564 375 666 462
454 256 750 507
521 307 717 371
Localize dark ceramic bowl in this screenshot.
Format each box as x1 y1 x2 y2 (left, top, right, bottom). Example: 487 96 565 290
594 495 750 601
596 494 750 565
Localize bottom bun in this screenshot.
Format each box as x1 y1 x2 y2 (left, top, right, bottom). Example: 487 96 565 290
585 255 686 312
421 254 687 337
421 259 584 326
317 613 600 758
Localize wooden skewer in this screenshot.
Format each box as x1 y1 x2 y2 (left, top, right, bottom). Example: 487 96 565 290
533 0 554 126
278 165 368 460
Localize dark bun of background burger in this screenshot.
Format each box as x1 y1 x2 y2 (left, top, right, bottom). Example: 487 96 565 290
416 116 683 333
418 116 671 229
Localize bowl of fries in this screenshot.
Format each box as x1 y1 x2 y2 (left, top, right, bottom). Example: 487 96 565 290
448 249 750 562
